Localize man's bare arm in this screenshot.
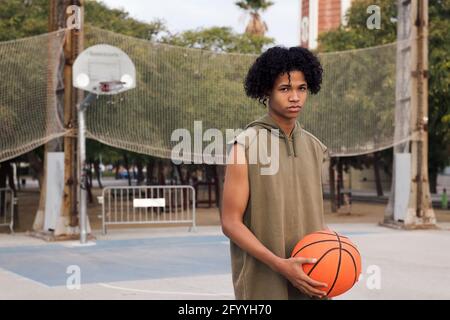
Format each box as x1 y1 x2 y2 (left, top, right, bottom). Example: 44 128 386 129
221 143 282 271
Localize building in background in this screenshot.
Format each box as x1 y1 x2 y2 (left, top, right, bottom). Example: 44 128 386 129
300 0 353 49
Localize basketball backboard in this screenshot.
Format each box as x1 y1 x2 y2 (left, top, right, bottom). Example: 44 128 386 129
73 44 136 95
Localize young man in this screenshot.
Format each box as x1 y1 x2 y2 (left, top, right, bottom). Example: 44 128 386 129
221 46 329 300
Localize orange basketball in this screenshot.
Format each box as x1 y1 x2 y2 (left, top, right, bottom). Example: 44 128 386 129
291 230 362 298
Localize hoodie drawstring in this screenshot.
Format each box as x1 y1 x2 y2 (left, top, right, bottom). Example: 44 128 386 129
292 134 298 157
284 135 292 157
284 134 298 158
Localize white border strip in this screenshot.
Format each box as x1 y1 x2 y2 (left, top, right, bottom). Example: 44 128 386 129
133 198 165 208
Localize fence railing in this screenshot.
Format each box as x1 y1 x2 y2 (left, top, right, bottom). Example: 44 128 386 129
101 185 196 235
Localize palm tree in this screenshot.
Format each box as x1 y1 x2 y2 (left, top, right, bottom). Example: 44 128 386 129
235 0 274 36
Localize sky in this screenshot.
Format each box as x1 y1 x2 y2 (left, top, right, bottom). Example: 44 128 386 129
99 0 300 47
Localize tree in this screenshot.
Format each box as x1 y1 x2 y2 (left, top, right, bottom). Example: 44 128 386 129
427 0 450 193
0 0 168 40
0 1 168 160
318 0 450 193
235 0 274 36
0 0 276 217
161 26 273 54
0 0 48 41
318 0 397 51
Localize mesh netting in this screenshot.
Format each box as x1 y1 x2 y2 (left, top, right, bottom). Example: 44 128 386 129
304 42 408 157
0 27 411 162
0 30 67 162
84 27 409 160
83 27 263 161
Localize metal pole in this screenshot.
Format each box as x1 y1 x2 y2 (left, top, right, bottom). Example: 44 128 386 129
415 0 426 218
78 107 87 243
99 153 102 183
190 186 197 232
78 93 97 244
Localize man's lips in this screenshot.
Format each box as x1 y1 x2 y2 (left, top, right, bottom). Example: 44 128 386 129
287 106 302 112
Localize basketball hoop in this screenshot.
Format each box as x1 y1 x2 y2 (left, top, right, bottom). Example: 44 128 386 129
73 44 136 244
98 81 125 93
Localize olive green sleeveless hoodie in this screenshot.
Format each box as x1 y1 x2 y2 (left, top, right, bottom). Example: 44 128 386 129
229 113 328 300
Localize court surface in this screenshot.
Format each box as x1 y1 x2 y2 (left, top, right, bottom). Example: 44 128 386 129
0 223 449 300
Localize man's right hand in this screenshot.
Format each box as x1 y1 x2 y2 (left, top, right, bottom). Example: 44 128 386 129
276 257 328 299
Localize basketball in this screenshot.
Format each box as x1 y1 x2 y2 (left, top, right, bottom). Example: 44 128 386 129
291 230 362 298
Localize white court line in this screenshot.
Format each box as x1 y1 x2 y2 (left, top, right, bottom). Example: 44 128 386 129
99 283 234 297
0 267 50 289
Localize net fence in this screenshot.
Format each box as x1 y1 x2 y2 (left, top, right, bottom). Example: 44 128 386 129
0 30 67 162
0 27 411 162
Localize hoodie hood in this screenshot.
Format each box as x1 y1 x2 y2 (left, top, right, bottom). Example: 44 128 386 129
245 113 303 157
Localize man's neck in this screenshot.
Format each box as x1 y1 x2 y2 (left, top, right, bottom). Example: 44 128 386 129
268 111 296 137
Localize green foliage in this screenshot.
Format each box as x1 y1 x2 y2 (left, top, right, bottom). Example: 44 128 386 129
84 26 265 163
0 0 48 41
0 28 65 162
318 0 397 51
160 26 273 54
0 0 274 166
302 43 397 157
0 0 167 41
428 0 450 176
318 0 450 179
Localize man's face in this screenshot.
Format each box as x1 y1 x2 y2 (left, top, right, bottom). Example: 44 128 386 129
268 70 308 121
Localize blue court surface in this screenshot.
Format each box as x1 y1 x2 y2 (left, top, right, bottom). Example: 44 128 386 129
0 224 449 299
0 235 231 287
0 229 376 287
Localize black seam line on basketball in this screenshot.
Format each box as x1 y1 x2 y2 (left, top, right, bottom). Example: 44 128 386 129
315 232 349 239
341 248 358 285
306 247 339 277
292 239 358 258
326 232 342 296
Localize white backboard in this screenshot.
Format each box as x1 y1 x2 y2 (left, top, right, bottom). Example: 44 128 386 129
73 44 136 95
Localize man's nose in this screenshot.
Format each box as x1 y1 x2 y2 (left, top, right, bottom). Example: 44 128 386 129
289 91 300 101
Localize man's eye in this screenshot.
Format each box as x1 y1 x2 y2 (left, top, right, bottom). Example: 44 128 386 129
300 87 307 91
280 88 289 92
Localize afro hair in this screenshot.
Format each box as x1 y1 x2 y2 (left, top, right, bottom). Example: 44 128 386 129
244 46 323 105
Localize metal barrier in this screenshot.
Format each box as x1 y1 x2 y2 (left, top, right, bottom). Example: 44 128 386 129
0 188 14 233
101 185 196 235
